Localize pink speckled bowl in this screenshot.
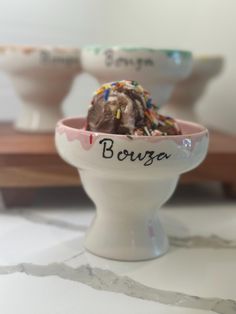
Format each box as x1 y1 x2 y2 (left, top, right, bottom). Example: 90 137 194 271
55 117 208 261
0 45 81 132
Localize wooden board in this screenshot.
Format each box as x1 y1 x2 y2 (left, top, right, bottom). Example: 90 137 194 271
0 122 79 188
0 122 236 204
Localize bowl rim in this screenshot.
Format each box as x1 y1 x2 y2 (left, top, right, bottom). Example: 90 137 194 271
56 116 208 139
0 45 80 54
82 45 192 58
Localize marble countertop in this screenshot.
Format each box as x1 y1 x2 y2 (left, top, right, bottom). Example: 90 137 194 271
0 184 236 314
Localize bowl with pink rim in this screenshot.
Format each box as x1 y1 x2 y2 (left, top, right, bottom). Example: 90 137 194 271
80 46 193 106
55 117 209 261
161 55 224 121
0 45 81 132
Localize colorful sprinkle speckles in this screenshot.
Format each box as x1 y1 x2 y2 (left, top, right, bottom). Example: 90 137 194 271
95 88 104 95
116 108 121 119
132 80 138 86
90 80 181 136
94 80 150 99
165 119 174 126
144 126 151 136
104 88 110 101
146 98 153 109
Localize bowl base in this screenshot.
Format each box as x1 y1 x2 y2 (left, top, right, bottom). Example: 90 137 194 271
84 242 169 262
15 102 63 133
84 214 169 261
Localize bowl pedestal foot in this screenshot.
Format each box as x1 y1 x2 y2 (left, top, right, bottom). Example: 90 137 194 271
81 172 178 261
15 102 63 132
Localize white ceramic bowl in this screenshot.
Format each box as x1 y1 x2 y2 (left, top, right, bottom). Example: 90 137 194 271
0 45 81 132
81 46 193 106
55 117 209 261
161 55 224 121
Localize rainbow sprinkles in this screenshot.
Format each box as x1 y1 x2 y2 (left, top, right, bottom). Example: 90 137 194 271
89 80 181 136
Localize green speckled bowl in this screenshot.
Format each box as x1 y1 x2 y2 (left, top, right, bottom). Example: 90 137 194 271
81 46 193 106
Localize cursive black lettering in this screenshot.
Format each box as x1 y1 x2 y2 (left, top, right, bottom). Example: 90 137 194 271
40 51 79 66
116 57 129 67
117 149 129 161
157 152 171 161
142 151 155 166
99 138 114 159
136 58 143 71
145 59 154 66
99 139 172 166
130 151 146 162
105 49 114 66
104 50 155 71
40 51 50 63
143 151 171 166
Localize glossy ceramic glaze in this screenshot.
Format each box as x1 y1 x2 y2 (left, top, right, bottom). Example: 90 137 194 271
81 46 193 106
0 46 81 132
161 55 224 121
55 117 208 261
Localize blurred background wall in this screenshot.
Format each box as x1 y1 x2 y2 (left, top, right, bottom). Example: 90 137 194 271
0 0 235 133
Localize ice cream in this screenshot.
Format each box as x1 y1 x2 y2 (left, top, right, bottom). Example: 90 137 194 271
86 80 181 136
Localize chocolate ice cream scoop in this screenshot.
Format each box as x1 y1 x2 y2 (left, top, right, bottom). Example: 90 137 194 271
86 80 181 136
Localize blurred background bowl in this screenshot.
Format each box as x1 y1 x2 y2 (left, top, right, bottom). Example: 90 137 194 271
161 55 224 121
0 45 81 132
81 46 193 107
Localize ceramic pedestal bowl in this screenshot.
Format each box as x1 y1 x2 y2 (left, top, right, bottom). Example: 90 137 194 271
81 46 193 107
161 55 224 121
55 117 208 261
0 46 81 132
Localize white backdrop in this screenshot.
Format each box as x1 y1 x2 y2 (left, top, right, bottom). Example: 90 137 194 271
0 0 235 134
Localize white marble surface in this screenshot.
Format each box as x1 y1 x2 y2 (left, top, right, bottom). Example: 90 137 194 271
0 184 236 314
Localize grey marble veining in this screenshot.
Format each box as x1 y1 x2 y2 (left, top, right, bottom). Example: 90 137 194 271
62 251 85 263
0 262 235 314
5 209 87 232
5 210 236 250
20 211 87 232
169 235 236 249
